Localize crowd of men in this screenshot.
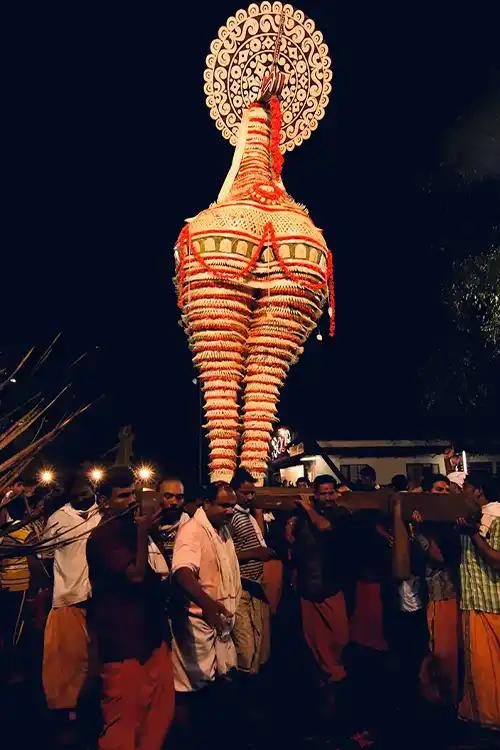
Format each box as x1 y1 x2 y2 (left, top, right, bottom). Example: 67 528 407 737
0 462 498 749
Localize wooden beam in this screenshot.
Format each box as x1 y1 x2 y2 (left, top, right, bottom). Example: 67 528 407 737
253 487 475 521
399 492 474 522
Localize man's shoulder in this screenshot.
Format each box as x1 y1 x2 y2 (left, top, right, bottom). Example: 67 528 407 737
175 515 202 542
47 503 71 524
230 509 250 529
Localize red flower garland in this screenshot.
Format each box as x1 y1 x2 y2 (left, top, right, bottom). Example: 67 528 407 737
269 96 284 180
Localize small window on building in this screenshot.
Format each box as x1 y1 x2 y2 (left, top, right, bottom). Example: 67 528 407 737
406 463 439 485
341 464 369 484
468 461 493 474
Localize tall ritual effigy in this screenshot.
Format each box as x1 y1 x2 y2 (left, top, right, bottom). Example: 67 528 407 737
175 3 334 483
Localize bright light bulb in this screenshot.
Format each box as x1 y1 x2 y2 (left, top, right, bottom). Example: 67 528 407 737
136 465 154 483
39 469 55 485
89 467 104 483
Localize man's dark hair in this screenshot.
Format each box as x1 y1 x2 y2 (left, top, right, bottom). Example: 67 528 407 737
391 474 408 492
313 474 336 492
296 477 310 487
231 468 256 490
422 473 450 491
156 475 183 491
69 476 93 497
100 466 135 499
19 473 37 487
190 485 208 502
205 482 229 503
466 472 499 502
360 465 376 482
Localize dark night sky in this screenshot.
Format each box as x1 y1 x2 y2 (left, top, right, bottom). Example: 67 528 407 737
4 2 500 480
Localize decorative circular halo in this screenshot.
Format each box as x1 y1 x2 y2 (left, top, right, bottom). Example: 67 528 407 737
204 2 332 152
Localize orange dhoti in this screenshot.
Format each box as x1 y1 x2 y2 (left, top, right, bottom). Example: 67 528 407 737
427 598 459 705
42 605 89 710
349 581 388 652
99 642 175 750
459 610 500 729
262 559 283 615
301 591 349 683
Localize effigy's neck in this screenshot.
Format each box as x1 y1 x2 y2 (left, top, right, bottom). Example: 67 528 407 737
229 103 274 196
216 96 290 206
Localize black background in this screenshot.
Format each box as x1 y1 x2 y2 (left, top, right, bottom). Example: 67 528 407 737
4 2 500 481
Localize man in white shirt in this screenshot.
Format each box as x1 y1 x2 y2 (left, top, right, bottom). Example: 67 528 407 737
41 476 101 714
170 482 241 693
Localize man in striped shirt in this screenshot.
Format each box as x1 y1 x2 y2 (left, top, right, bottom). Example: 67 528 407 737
230 469 274 676
457 473 500 729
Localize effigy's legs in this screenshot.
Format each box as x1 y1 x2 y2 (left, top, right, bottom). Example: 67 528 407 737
181 280 255 483
240 282 325 483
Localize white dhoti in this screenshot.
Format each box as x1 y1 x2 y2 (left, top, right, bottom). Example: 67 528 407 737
171 607 237 692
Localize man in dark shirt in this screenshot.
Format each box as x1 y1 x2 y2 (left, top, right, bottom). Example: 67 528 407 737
156 475 189 566
86 466 174 750
288 474 352 689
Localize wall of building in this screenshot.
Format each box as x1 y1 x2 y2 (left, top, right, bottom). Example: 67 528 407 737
278 451 500 487
467 454 500 474
279 464 307 485
336 455 447 485
280 454 448 486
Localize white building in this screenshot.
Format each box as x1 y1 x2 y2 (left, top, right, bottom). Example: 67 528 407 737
270 433 500 486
